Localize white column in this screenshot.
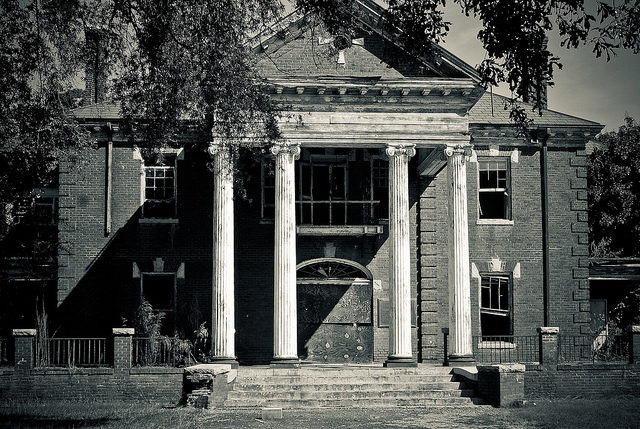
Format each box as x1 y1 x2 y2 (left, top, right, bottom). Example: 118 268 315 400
445 144 474 364
271 143 300 365
385 144 416 366
209 144 236 362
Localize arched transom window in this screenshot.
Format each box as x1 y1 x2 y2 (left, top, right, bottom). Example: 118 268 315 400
296 258 372 282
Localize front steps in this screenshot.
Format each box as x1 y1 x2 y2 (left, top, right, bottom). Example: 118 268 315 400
222 364 483 408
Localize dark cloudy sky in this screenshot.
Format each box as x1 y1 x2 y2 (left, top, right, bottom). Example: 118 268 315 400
440 4 640 132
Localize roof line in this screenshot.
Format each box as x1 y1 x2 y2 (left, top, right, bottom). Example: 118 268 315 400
356 0 482 82
473 92 603 128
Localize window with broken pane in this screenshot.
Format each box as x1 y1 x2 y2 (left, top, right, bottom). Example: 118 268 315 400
480 275 511 337
261 149 388 225
478 159 511 220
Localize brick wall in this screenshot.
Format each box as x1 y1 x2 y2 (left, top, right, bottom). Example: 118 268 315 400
418 142 589 361
0 367 183 402
525 363 640 398
547 148 590 335
57 146 215 337
256 27 446 79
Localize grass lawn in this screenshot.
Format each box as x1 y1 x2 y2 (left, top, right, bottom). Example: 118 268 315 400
0 397 639 429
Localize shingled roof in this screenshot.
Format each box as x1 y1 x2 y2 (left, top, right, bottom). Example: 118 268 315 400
469 92 603 128
72 102 122 121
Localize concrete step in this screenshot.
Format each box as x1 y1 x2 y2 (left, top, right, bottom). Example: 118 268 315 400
222 365 482 409
233 381 464 392
237 366 454 377
227 389 475 401
223 397 484 408
235 374 457 384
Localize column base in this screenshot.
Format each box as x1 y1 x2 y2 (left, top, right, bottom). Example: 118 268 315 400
210 357 239 369
446 354 475 367
383 357 418 368
270 358 300 368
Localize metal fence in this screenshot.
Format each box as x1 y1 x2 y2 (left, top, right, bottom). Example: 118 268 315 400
36 338 108 367
558 334 629 363
132 337 194 367
473 335 539 364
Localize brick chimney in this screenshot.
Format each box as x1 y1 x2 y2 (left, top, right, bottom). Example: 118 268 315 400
526 37 549 110
83 28 107 105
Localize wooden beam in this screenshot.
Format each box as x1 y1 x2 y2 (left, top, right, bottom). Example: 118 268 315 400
418 147 447 177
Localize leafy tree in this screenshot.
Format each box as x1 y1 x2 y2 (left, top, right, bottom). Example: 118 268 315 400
588 117 640 257
1 0 639 238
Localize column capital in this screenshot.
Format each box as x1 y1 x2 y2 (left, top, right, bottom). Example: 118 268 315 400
271 143 301 160
386 144 416 159
444 144 473 158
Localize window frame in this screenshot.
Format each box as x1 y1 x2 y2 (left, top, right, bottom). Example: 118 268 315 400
479 274 513 338
477 158 512 222
297 154 349 226
33 194 59 226
141 152 178 220
260 149 388 226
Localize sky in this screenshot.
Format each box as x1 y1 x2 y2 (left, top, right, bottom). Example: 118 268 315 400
440 5 640 132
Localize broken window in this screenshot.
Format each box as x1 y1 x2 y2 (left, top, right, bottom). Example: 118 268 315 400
478 159 511 220
143 154 177 218
480 275 511 337
261 149 388 225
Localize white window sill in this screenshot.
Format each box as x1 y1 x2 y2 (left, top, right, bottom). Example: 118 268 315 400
477 219 514 226
477 341 516 350
139 218 179 224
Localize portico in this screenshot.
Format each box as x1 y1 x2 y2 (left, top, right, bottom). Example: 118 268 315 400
209 78 479 366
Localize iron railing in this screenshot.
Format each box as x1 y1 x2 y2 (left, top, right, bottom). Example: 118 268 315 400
473 335 539 364
558 334 629 363
132 337 193 367
37 338 108 367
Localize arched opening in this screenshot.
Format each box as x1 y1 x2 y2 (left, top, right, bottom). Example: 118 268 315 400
297 258 373 282
296 258 373 363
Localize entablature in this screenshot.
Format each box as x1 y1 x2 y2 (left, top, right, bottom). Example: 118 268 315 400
265 76 483 113
278 110 470 148
470 124 602 147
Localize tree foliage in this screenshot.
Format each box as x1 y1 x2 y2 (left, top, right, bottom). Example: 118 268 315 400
0 1 90 234
588 117 640 257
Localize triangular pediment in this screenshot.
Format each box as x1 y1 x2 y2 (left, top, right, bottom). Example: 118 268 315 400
254 2 480 81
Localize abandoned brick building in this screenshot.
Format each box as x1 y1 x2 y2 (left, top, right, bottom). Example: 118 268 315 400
16 2 605 366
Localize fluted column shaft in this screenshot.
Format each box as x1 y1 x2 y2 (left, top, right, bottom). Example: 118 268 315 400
385 144 416 365
446 145 474 363
210 145 235 360
271 143 300 362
